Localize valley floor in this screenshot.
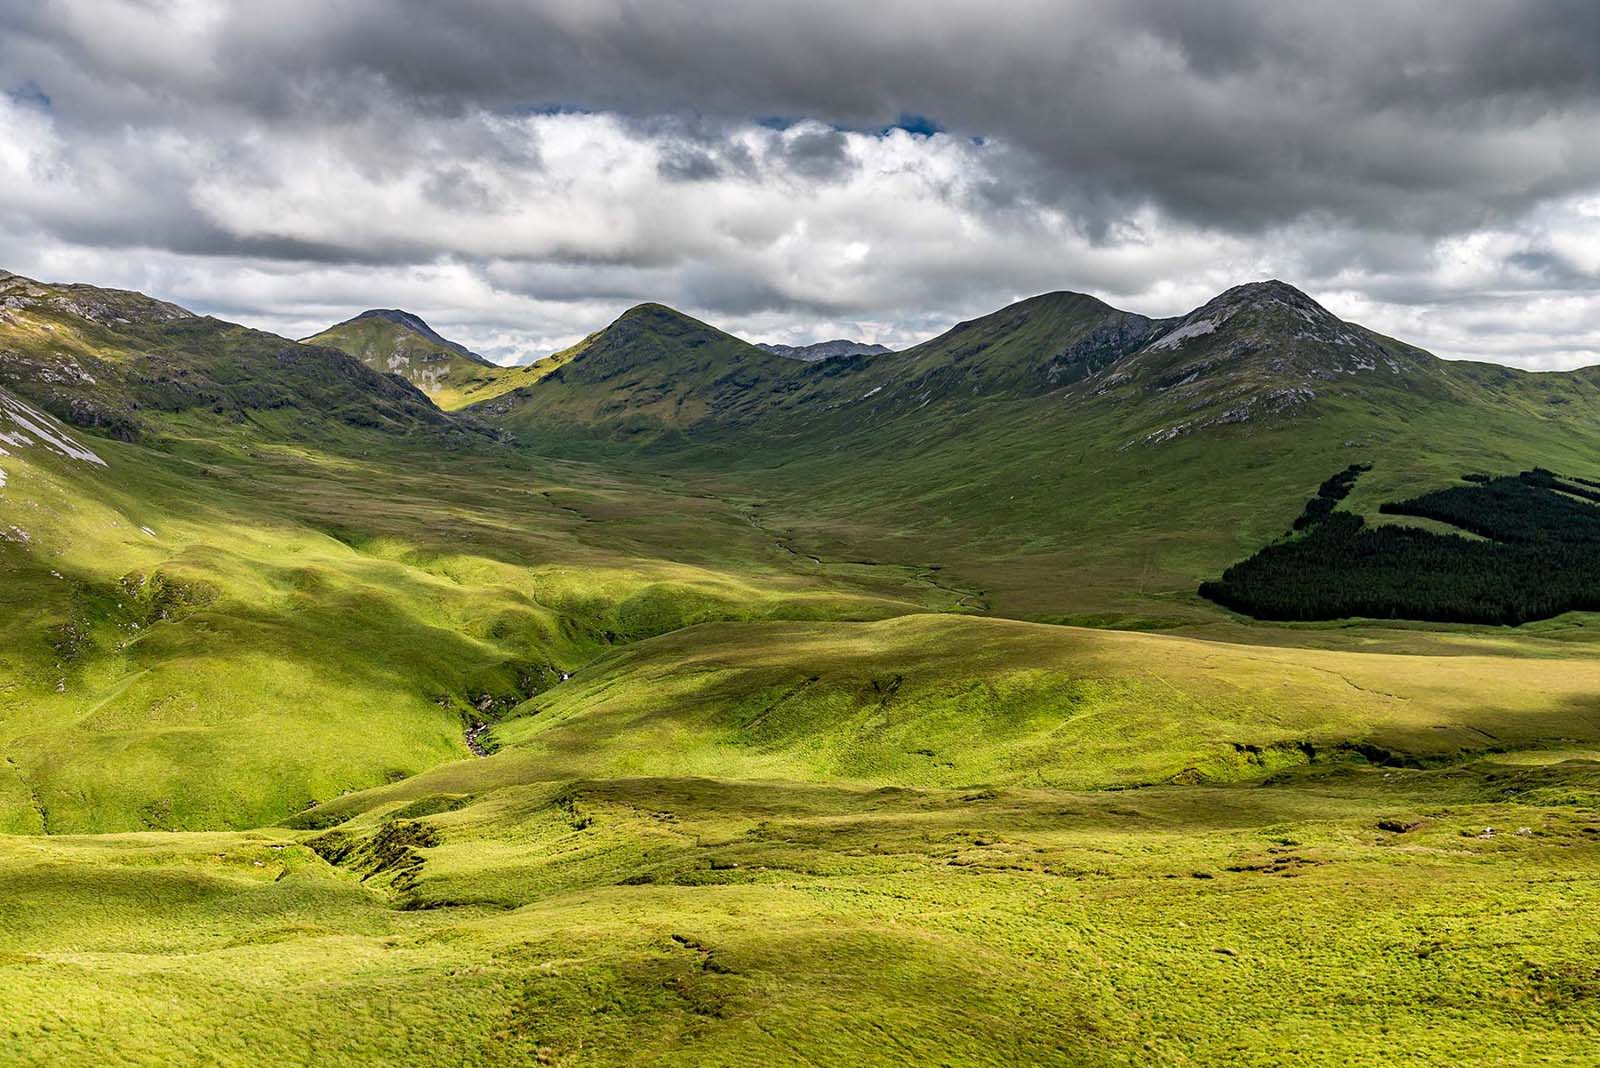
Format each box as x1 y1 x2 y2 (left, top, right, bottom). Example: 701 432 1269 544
4 410 1600 1066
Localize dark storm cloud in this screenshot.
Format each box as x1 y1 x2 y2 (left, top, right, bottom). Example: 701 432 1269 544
1508 250 1597 287
421 165 507 212
3 1 1600 368
656 143 723 183
10 0 1597 232
770 127 857 182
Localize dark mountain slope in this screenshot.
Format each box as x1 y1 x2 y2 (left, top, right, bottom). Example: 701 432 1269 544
1067 279 1600 447
0 271 458 441
479 303 810 438
476 290 1165 442
1076 280 1433 444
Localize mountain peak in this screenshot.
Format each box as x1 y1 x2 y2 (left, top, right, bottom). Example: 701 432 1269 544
600 303 748 345
353 307 433 331
1143 279 1347 353
1018 289 1110 310
1102 279 1425 444
302 305 497 400
1218 278 1317 302
498 298 793 425
1210 279 1335 318
614 302 704 327
333 308 488 365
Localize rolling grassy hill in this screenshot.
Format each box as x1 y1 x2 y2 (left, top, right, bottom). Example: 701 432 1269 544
0 420 944 833
5 269 1600 1066
8 611 1599 1064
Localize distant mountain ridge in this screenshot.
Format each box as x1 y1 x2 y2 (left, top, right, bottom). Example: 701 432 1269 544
482 287 1183 445
19 270 1600 457
471 279 1600 506
758 339 892 361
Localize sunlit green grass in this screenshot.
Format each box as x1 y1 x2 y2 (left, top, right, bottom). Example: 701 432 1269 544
0 417 943 833
5 762 1599 1067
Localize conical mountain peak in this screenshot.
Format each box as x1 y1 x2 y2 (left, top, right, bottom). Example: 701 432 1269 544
316 308 489 365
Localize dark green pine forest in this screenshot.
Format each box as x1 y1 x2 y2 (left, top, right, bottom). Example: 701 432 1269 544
1203 468 1600 625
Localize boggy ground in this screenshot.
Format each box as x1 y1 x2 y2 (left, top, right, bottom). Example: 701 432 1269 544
4 758 1599 1067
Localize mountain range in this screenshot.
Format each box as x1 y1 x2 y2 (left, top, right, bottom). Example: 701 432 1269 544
11 266 1599 464
460 277 1600 450
9 262 1600 625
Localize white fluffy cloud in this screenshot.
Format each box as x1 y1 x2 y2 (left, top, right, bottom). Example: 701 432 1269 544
2 2 1599 369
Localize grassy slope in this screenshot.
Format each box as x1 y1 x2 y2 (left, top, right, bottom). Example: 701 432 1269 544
0 282 961 834
489 614 1600 785
6 276 1600 1064
787 381 1600 622
445 332 590 410
0 422 955 833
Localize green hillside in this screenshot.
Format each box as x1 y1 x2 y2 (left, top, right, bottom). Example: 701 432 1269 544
0 410 938 833
478 303 810 437
0 272 455 443
6 270 1600 1066
8 611 1600 1064
310 612 1600 808
478 280 1600 621
303 308 512 409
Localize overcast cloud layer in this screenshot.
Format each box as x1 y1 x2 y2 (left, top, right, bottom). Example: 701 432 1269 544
3 0 1600 368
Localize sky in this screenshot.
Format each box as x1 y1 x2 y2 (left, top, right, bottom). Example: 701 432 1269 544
2 1 1600 369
